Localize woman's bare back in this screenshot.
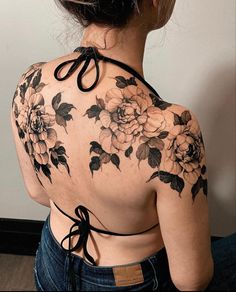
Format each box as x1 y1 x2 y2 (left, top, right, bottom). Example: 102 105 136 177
11 47 209 269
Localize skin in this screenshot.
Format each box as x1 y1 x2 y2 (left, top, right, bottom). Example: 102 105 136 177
10 0 214 290
80 0 177 77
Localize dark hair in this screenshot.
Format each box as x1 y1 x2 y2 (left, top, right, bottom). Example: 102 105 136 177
56 0 141 28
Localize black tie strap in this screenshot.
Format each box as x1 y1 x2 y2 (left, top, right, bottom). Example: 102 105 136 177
54 46 161 97
54 46 101 92
58 204 97 266
54 202 159 266
53 202 159 290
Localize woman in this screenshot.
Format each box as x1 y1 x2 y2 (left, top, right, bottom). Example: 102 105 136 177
10 0 236 291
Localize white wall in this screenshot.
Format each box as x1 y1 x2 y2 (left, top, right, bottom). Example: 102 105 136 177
0 0 235 236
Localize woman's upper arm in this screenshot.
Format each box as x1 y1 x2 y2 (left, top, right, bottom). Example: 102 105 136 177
147 104 214 290
10 63 50 207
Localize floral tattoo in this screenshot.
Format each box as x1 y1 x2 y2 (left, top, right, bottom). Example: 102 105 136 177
12 66 207 202
12 63 76 186
84 76 207 202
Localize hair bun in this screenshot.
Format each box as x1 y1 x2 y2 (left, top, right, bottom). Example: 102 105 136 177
56 0 140 28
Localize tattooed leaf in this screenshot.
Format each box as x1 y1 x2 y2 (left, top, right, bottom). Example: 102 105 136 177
58 156 70 175
84 105 102 119
181 110 191 125
34 159 41 172
146 170 173 183
158 131 169 139
51 154 59 168
32 69 42 88
35 82 46 93
64 163 71 175
199 133 204 144
157 101 172 110
148 171 184 195
201 165 206 175
191 176 202 201
41 164 52 183
51 151 58 159
24 142 29 154
18 129 25 139
57 103 75 117
159 171 174 183
115 76 128 88
25 71 35 86
125 146 133 158
58 155 66 163
52 93 62 111
90 141 103 155
100 152 111 164
136 143 149 161
148 148 162 168
96 96 105 109
114 76 137 88
64 114 73 121
173 113 182 125
56 146 66 155
95 115 100 122
149 93 161 102
13 103 19 118
56 114 66 128
148 137 164 151
170 175 184 195
146 171 160 182
111 154 120 170
19 83 27 99
89 156 101 175
202 178 208 196
15 121 25 139
127 76 137 86
149 93 172 110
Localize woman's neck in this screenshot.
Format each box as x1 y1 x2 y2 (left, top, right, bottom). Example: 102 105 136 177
80 23 149 77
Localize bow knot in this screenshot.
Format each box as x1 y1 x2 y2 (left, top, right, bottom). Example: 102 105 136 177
79 46 98 59
60 205 97 266
54 46 101 92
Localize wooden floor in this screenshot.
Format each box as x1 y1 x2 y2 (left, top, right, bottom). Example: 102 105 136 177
0 254 36 291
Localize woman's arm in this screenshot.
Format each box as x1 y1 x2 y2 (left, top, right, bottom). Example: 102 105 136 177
10 110 50 207
150 105 214 291
10 64 50 208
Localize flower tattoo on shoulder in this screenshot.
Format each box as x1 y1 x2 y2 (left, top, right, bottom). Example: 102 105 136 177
12 64 207 202
84 75 207 202
12 63 76 186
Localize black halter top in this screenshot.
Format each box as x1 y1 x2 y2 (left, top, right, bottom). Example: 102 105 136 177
53 46 160 290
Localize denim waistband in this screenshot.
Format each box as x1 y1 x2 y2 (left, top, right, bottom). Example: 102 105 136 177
41 212 170 287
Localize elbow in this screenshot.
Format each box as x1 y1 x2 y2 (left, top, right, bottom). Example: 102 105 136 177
174 280 212 291
172 257 214 291
28 190 51 207
25 186 50 208
30 195 51 208
25 184 50 208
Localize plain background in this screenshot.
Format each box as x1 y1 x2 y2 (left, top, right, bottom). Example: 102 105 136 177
0 0 235 236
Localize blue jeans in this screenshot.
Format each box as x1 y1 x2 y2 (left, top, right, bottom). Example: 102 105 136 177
34 214 236 291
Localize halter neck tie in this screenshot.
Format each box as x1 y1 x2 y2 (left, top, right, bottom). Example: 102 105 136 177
54 46 102 92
